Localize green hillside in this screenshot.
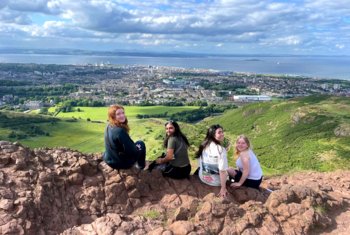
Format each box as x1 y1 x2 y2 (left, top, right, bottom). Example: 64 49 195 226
0 108 201 160
48 106 199 121
203 95 350 174
2 95 350 175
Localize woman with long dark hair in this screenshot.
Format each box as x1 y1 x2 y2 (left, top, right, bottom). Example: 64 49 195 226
196 124 229 198
154 120 191 179
103 104 146 170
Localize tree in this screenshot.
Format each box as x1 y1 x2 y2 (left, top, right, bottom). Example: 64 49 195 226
39 107 49 115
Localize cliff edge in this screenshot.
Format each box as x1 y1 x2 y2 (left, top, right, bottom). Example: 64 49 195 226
0 141 349 235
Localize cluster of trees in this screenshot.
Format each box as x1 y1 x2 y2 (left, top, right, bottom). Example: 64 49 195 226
136 112 168 119
137 100 186 106
199 80 246 91
137 104 237 123
8 125 50 139
0 112 57 127
0 112 55 139
56 98 106 113
0 84 78 105
170 105 236 122
0 83 78 98
0 80 31 86
136 100 208 107
185 100 208 106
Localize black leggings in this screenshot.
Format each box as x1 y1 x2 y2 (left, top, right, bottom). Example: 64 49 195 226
231 170 262 189
162 164 191 179
104 140 146 170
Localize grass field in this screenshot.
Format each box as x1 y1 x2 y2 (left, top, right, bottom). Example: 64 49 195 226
49 106 199 121
19 120 106 153
1 106 202 161
2 96 350 176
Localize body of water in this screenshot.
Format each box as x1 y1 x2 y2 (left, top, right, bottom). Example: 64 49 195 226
0 53 349 80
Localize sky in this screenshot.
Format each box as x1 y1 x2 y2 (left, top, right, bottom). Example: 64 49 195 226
0 0 349 55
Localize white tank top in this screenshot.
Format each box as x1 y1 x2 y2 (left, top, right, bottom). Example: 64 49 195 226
236 149 263 180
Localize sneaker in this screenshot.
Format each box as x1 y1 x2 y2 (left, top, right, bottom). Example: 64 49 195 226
147 161 158 172
134 163 145 170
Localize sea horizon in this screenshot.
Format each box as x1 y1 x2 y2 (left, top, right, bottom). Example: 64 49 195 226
1 53 349 81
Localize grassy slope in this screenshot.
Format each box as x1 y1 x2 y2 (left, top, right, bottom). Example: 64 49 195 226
1 107 201 160
2 96 350 175
203 95 350 174
49 106 199 121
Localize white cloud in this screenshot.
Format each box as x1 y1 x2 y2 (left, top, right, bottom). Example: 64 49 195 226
0 0 9 9
260 35 302 48
0 11 31 24
278 36 301 46
7 0 62 14
0 0 349 55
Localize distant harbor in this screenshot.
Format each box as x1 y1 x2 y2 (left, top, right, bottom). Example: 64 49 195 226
0 53 349 80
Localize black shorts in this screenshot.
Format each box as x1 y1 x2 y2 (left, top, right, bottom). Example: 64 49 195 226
162 164 191 179
230 170 262 189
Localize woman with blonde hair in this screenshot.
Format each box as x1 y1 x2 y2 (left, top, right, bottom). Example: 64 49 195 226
103 104 146 169
227 135 263 189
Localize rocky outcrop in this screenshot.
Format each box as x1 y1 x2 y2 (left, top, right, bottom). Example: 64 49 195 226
334 124 350 137
0 141 349 235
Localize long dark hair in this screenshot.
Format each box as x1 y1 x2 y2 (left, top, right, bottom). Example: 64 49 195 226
163 120 190 148
195 124 223 158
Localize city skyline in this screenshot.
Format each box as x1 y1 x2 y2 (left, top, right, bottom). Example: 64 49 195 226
0 0 349 56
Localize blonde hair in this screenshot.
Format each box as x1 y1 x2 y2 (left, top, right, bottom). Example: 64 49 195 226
235 134 251 156
108 104 130 133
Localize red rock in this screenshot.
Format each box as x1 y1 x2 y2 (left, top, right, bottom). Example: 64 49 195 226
168 221 194 235
0 142 349 235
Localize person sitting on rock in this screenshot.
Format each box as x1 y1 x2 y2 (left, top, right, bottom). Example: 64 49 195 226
227 135 263 190
151 120 191 179
103 104 146 170
196 124 229 198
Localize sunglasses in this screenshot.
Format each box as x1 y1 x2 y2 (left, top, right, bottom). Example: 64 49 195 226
165 120 175 125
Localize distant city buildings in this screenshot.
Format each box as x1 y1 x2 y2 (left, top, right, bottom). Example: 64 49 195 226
233 95 272 102
24 101 44 110
2 94 14 102
321 83 329 90
0 63 349 111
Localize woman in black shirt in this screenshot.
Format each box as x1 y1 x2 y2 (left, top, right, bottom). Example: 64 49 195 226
103 105 146 169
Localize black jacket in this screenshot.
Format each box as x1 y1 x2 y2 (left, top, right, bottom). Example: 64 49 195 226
103 125 138 169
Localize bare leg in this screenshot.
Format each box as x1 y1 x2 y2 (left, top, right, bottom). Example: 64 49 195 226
227 168 236 177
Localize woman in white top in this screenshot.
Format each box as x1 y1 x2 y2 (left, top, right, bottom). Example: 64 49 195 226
228 135 263 190
196 124 229 198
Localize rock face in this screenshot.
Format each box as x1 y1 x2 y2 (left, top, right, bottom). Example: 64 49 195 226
0 141 349 235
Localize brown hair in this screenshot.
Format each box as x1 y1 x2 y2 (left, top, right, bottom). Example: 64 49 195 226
235 134 251 156
196 124 223 158
108 104 130 133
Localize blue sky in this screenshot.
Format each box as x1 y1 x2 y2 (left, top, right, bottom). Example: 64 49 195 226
0 0 349 55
